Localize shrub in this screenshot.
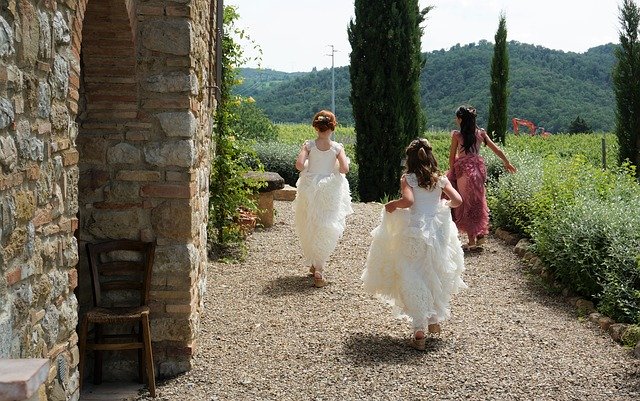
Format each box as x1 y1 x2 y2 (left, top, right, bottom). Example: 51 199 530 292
253 142 300 186
621 325 640 347
489 151 640 323
486 151 543 235
229 100 279 142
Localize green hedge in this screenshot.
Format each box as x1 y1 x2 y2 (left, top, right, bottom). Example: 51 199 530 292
488 154 640 324
485 151 543 234
253 142 300 187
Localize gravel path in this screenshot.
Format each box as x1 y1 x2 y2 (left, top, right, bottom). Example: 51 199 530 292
148 201 640 400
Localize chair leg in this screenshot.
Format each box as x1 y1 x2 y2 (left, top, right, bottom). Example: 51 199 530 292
93 324 103 385
137 349 144 383
78 317 89 392
136 324 144 383
141 315 156 397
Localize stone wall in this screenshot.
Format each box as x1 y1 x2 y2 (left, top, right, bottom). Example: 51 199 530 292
0 0 215 399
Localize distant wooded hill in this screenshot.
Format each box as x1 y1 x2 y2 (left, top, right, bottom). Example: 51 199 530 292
235 41 616 133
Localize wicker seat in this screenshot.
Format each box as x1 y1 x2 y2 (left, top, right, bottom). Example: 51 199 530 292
78 240 156 397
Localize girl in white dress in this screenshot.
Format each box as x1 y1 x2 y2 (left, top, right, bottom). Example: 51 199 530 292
362 138 466 350
294 110 353 287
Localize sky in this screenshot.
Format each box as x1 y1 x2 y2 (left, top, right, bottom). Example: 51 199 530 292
225 0 622 73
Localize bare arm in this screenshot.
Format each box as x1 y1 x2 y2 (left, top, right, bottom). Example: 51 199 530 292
385 176 414 213
483 134 517 173
448 133 458 170
442 180 462 208
337 147 350 174
295 142 309 171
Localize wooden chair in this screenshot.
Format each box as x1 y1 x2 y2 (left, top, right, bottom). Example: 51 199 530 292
78 240 156 397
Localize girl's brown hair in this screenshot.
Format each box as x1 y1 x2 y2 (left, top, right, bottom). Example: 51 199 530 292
456 105 479 152
312 110 337 132
405 138 440 189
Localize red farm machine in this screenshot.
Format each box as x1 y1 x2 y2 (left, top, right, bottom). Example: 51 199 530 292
512 118 550 137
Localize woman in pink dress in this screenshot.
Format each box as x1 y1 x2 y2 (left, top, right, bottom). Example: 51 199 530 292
447 106 516 252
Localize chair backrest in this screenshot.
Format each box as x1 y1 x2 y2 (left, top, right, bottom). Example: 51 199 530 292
86 240 155 308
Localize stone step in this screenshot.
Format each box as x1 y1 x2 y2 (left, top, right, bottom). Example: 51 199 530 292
0 359 49 401
273 185 297 201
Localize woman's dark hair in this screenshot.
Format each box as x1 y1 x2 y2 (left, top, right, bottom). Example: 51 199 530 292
405 138 440 189
312 110 337 132
456 105 478 152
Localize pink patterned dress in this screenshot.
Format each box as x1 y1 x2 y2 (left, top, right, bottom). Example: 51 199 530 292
447 129 490 239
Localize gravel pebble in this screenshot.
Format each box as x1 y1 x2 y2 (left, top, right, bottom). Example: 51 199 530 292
141 201 640 400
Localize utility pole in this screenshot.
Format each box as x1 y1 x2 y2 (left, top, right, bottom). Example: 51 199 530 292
326 45 337 115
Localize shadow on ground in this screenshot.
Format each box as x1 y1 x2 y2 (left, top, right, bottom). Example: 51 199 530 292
261 275 316 297
342 333 446 367
622 368 640 396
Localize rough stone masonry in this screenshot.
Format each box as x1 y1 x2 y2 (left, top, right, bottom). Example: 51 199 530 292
0 0 217 399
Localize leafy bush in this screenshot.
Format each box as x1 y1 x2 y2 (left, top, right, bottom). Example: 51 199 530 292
209 134 263 245
486 151 543 234
489 151 640 323
229 100 279 142
531 163 640 322
621 325 640 347
253 141 300 186
209 5 264 252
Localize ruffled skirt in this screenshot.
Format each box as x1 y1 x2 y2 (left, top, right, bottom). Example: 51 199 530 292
362 203 466 328
447 154 489 238
293 172 353 268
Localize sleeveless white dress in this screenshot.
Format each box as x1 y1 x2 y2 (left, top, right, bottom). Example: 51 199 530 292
293 140 353 269
362 174 466 329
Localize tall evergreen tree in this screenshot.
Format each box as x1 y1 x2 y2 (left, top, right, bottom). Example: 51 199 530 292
487 12 509 145
348 1 431 202
613 0 640 174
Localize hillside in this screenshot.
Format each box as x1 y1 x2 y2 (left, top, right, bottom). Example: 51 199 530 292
236 41 617 132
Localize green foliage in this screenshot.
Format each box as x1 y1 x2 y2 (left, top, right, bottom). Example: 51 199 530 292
487 139 640 324
210 132 262 244
621 325 640 347
228 99 279 141
486 151 543 234
348 0 429 201
568 116 593 134
209 5 264 248
253 141 300 187
613 0 640 174
487 13 509 145
274 123 356 146
484 133 619 171
237 42 617 132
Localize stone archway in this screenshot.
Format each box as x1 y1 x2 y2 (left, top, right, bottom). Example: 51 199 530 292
0 0 216 398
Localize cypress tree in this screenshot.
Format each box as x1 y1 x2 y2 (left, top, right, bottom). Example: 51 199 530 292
487 12 509 145
348 1 430 202
614 0 640 174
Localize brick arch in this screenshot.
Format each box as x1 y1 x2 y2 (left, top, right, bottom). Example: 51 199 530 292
0 0 214 397
71 0 147 384
68 0 215 383
73 0 144 245
76 0 139 125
